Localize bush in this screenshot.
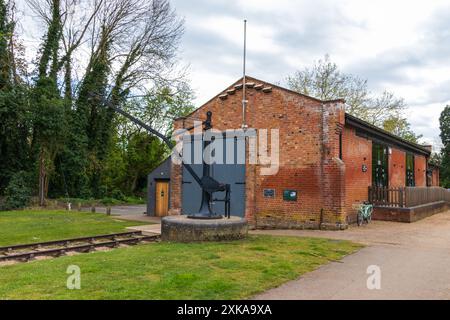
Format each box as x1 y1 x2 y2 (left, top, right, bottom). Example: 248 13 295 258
100 197 121 206
3 171 32 210
110 189 126 201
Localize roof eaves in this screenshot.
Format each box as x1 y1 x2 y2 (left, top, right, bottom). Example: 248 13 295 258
345 113 431 156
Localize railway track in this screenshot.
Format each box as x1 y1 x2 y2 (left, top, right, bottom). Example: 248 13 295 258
0 231 160 263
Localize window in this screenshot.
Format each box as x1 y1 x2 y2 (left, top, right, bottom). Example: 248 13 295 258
372 143 388 187
406 153 415 187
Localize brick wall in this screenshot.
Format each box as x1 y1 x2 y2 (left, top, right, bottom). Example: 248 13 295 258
170 77 347 229
415 155 427 186
342 126 372 222
431 167 440 186
341 127 428 222
168 76 431 229
389 148 406 187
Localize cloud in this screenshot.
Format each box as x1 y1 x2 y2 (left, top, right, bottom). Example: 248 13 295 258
170 0 450 150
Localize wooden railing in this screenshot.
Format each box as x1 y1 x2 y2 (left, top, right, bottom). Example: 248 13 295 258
369 186 450 208
368 187 405 207
405 187 450 207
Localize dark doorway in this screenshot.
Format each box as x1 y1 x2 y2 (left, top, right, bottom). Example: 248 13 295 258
406 153 415 187
372 143 389 187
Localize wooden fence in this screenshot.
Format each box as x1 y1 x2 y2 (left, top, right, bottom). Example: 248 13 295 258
368 186 450 208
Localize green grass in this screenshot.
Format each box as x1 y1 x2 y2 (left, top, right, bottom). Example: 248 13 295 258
0 236 362 300
0 210 147 246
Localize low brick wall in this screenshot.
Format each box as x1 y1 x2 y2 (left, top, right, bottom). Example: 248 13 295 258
373 201 449 223
254 215 348 230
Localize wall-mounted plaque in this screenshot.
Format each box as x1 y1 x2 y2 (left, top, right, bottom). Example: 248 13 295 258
283 190 297 201
263 189 275 198
362 164 368 172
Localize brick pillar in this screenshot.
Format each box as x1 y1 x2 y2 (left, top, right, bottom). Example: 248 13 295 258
169 161 182 215
319 101 347 229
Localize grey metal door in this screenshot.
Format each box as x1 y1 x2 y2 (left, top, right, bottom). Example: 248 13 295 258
181 134 246 217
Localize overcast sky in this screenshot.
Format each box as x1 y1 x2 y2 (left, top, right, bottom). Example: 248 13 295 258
170 0 448 150
17 0 447 150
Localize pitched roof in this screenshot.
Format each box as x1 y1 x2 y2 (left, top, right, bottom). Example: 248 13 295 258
175 76 430 156
175 75 341 121
345 114 431 156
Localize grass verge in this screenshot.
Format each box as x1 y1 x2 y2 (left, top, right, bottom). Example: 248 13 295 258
0 210 147 246
0 235 362 300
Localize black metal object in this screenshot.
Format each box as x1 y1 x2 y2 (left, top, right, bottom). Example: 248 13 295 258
107 105 230 219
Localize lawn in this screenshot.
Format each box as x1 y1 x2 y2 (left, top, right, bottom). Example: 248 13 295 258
0 210 147 246
0 235 362 300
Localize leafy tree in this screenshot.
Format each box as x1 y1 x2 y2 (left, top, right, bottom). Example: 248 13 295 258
1 0 188 203
286 55 421 143
3 171 32 210
102 84 195 195
0 0 10 89
382 116 422 143
131 83 196 136
53 0 184 198
123 133 166 194
439 105 450 187
287 55 369 113
0 0 30 193
30 0 68 205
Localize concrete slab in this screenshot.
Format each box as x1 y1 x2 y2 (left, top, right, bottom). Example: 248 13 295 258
115 214 161 223
127 224 161 236
82 204 147 216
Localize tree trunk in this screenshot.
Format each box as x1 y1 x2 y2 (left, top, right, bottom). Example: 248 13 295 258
39 150 46 206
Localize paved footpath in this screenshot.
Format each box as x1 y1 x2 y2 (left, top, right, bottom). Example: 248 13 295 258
252 211 450 300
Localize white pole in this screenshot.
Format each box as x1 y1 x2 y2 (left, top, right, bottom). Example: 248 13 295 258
242 19 248 129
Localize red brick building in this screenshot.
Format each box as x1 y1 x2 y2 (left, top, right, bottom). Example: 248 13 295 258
150 76 439 229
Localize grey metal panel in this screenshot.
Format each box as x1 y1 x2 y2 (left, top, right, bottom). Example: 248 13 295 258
146 157 171 216
182 135 246 217
181 136 204 215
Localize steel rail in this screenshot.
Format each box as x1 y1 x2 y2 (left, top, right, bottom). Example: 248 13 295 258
0 232 160 263
0 231 144 252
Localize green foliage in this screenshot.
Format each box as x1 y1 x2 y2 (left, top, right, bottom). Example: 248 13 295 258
1 0 188 203
0 0 13 88
287 54 369 111
439 106 450 187
382 116 423 143
0 2 30 193
3 171 32 210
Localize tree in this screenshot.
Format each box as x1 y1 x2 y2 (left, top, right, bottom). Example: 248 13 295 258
132 83 195 136
439 105 450 187
101 83 195 195
382 115 422 143
0 0 31 193
286 55 421 143
1 0 188 203
67 0 184 197
30 0 68 205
